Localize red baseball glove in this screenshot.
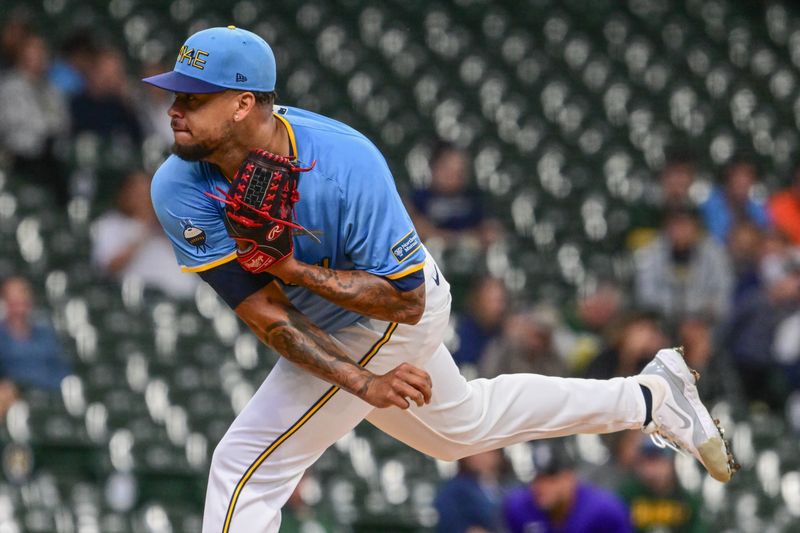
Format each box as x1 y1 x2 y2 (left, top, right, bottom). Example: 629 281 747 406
206 149 317 273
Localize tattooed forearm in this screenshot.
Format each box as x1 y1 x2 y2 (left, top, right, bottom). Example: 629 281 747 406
250 308 373 396
235 282 434 410
287 264 425 324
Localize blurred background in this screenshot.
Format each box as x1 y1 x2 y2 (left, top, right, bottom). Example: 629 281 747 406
1 0 800 532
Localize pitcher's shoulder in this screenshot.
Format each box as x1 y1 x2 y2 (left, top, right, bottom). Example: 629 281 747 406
152 155 211 188
151 156 222 219
151 156 222 201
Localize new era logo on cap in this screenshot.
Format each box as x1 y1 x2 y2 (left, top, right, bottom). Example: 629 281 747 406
236 73 248 82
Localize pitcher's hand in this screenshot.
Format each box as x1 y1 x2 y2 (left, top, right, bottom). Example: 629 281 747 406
359 362 432 409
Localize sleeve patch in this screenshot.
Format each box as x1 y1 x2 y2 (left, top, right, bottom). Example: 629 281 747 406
167 208 211 253
391 230 422 264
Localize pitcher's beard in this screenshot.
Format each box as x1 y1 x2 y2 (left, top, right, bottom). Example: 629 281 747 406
171 141 214 161
171 121 235 162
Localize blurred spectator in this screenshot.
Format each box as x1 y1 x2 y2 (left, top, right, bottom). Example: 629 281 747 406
584 312 667 380
761 230 795 283
634 204 732 325
435 449 506 533
586 430 645 491
0 277 70 392
767 162 800 246
627 148 697 250
727 221 763 306
408 141 500 249
70 47 143 146
678 316 741 405
617 437 707 533
0 33 70 204
0 10 31 70
700 157 770 244
281 471 336 532
91 170 199 299
452 277 508 368
480 306 566 378
136 62 178 153
724 242 800 408
561 281 624 372
504 441 632 533
49 31 97 97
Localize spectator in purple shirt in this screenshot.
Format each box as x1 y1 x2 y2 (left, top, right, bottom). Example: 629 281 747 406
504 440 633 533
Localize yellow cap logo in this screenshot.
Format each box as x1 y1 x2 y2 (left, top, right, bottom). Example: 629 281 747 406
177 46 209 70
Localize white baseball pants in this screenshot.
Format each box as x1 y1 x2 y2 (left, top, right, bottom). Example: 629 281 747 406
202 256 646 532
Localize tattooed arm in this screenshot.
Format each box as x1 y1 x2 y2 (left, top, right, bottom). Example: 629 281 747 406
268 256 425 325
235 282 431 408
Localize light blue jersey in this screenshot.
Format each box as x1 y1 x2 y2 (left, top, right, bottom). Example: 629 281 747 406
151 105 425 332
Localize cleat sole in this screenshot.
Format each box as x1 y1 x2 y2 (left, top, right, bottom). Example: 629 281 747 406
698 437 732 482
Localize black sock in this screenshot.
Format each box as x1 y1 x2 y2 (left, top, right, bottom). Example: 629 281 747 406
640 385 653 427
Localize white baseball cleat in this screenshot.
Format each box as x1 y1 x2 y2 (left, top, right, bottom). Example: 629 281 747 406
634 347 739 482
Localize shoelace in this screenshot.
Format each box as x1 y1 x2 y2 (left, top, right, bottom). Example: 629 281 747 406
649 432 685 455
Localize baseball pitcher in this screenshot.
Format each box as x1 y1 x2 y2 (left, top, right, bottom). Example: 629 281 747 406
143 27 737 533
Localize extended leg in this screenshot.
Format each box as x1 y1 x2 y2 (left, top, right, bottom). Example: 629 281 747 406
368 343 736 481
367 343 646 461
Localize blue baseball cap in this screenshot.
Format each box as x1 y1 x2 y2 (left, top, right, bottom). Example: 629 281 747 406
142 26 276 94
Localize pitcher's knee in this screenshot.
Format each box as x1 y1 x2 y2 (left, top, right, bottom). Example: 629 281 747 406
209 434 240 479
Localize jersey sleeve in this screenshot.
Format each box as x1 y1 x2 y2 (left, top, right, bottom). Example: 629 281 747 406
151 157 237 272
198 260 275 309
340 141 426 280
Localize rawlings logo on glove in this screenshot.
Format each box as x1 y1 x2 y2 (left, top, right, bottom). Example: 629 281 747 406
205 149 318 274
